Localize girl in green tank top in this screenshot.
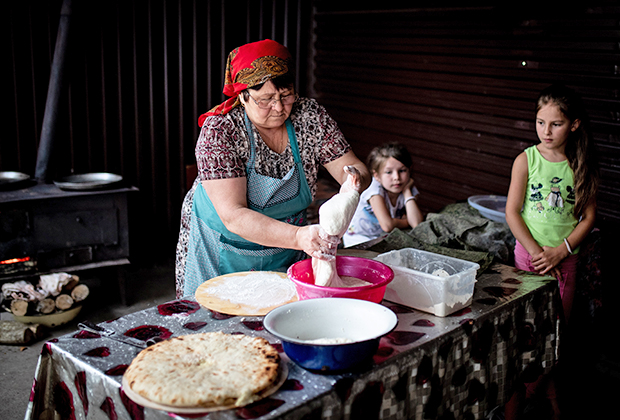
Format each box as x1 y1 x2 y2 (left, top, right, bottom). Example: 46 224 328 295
505 84 599 420
505 84 599 323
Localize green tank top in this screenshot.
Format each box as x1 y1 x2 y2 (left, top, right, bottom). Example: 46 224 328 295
521 146 578 253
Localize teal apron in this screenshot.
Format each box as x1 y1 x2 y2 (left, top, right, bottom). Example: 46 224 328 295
183 115 312 296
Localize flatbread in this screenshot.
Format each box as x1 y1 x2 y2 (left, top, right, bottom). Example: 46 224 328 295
195 271 298 316
124 332 280 408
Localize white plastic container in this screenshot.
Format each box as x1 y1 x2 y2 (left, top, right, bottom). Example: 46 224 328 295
374 248 479 317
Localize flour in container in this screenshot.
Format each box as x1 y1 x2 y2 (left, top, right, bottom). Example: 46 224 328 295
303 337 355 344
336 276 373 288
431 269 451 278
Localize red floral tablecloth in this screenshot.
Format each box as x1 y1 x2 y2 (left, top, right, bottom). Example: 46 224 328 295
25 262 561 420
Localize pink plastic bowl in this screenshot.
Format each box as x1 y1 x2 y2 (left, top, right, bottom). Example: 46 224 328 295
287 256 394 303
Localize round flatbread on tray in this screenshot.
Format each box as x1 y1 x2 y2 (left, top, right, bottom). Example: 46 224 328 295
195 271 298 316
123 332 282 410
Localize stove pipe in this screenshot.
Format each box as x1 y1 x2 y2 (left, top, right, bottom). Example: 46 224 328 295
34 0 73 182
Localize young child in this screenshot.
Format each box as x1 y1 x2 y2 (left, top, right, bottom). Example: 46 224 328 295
343 142 423 247
505 84 599 324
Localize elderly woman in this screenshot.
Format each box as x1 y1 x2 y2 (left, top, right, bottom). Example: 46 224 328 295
175 39 370 297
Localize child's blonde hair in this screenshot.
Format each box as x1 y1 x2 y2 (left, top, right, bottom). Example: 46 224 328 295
366 142 413 175
536 84 599 217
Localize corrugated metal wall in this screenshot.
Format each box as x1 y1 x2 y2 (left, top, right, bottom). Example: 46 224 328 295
312 3 620 230
4 1 620 264
4 0 313 262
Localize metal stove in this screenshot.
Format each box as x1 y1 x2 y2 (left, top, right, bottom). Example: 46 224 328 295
1 0 135 303
0 182 136 303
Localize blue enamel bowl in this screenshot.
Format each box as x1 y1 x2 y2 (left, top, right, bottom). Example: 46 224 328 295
264 298 398 372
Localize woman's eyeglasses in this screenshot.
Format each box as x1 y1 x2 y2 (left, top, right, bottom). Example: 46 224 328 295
246 92 297 109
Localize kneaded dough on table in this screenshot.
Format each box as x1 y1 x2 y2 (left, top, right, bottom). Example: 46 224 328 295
312 189 359 287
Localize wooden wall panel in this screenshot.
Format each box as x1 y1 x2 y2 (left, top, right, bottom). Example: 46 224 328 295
311 3 620 230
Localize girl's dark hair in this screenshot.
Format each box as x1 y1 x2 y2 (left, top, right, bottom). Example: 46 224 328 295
536 84 599 217
366 142 413 174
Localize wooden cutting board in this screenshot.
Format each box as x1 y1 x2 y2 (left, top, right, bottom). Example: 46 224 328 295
195 271 298 316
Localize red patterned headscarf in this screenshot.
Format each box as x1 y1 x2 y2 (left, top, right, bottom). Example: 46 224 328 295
198 39 293 126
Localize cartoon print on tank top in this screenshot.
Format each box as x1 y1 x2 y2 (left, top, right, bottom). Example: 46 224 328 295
527 177 569 215
545 177 564 213
565 186 575 205
529 183 544 202
522 146 575 232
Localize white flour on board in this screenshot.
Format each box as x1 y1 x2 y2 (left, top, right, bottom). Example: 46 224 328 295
204 272 297 310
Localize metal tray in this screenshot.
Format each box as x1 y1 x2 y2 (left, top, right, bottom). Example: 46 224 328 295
53 172 123 191
0 171 31 190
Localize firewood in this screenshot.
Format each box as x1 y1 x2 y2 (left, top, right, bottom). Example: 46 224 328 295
36 298 56 314
0 320 35 344
39 273 78 297
10 299 29 317
55 294 74 311
2 280 46 301
27 324 47 340
61 276 80 292
70 284 89 302
1 299 12 313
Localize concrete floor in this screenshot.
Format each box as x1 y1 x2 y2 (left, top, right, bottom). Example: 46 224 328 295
0 261 177 420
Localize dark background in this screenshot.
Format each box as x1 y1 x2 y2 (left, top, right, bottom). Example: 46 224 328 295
4 1 619 265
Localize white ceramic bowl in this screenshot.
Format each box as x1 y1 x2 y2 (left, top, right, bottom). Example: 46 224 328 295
264 298 397 372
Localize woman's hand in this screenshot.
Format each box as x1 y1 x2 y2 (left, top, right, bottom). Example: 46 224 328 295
531 245 570 279
324 151 371 194
339 165 362 194
297 225 339 260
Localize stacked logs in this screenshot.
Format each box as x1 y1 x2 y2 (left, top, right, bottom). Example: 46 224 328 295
0 321 47 344
1 273 89 317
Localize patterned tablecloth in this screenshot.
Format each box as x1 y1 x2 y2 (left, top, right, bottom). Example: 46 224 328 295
24 263 561 420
